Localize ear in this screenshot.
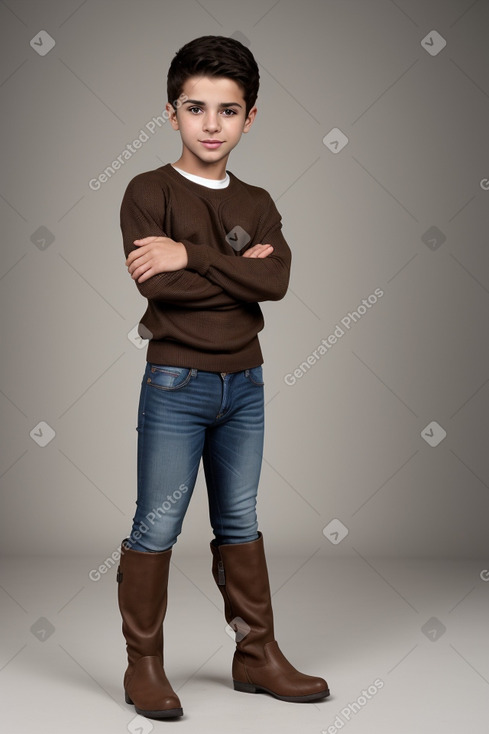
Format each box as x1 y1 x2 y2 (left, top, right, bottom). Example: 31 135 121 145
166 101 180 131
242 106 257 134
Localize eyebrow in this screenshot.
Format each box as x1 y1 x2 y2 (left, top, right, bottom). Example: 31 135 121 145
184 99 243 108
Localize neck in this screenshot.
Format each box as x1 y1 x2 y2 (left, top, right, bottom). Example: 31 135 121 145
173 150 229 180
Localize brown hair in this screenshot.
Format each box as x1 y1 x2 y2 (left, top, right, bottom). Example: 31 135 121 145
167 35 260 115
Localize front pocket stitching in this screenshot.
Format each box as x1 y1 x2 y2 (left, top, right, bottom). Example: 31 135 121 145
147 369 193 391
150 366 182 377
246 369 264 386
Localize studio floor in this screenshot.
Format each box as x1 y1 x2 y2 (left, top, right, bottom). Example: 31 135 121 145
2 553 489 733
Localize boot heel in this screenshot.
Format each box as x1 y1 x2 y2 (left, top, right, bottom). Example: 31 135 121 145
234 680 258 693
124 690 133 705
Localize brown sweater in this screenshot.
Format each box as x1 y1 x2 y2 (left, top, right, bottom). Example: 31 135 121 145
120 164 291 371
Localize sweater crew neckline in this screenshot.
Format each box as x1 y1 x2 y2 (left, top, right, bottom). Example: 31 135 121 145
162 163 237 199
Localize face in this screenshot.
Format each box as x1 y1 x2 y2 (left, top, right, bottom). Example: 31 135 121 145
167 75 257 178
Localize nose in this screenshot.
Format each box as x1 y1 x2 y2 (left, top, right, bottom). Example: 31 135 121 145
203 111 221 134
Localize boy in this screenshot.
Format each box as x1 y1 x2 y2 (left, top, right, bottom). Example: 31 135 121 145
117 35 329 720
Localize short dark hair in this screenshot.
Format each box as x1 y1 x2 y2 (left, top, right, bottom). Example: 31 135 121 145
167 35 260 115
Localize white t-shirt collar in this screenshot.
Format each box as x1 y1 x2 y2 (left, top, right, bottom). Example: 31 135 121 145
172 165 230 189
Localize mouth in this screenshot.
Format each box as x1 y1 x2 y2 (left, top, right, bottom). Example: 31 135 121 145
200 140 224 149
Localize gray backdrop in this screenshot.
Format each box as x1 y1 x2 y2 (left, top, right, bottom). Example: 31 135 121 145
1 0 488 558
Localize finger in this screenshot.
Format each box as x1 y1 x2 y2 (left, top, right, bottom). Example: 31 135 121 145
133 236 157 245
132 262 153 282
244 244 268 257
127 252 151 275
244 245 273 259
127 241 158 268
136 267 153 283
127 253 145 273
126 245 149 265
256 246 274 258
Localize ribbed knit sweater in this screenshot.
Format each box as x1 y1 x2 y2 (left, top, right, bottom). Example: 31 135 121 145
120 164 291 371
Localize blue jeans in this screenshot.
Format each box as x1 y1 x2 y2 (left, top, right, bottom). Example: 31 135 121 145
127 363 264 552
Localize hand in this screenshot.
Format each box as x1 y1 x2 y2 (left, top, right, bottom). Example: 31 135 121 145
242 243 274 259
126 236 188 282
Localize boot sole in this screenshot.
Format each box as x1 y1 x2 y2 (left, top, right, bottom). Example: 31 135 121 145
125 690 183 718
233 679 330 702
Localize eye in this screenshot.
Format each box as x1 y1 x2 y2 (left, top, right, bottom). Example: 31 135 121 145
221 108 238 116
187 106 202 114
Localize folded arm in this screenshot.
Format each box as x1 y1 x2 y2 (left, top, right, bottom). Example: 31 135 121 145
120 174 236 309
121 174 291 305
182 197 291 303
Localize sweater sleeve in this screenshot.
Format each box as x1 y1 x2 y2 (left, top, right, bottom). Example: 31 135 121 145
120 174 236 309
182 195 291 303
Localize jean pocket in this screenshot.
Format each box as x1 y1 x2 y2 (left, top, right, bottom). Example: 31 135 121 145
245 366 264 386
146 364 194 391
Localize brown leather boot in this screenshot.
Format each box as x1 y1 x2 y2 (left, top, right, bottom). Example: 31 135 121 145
117 540 183 719
210 532 329 702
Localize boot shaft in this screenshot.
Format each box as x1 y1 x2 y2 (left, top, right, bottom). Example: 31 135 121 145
117 541 172 664
210 533 275 656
